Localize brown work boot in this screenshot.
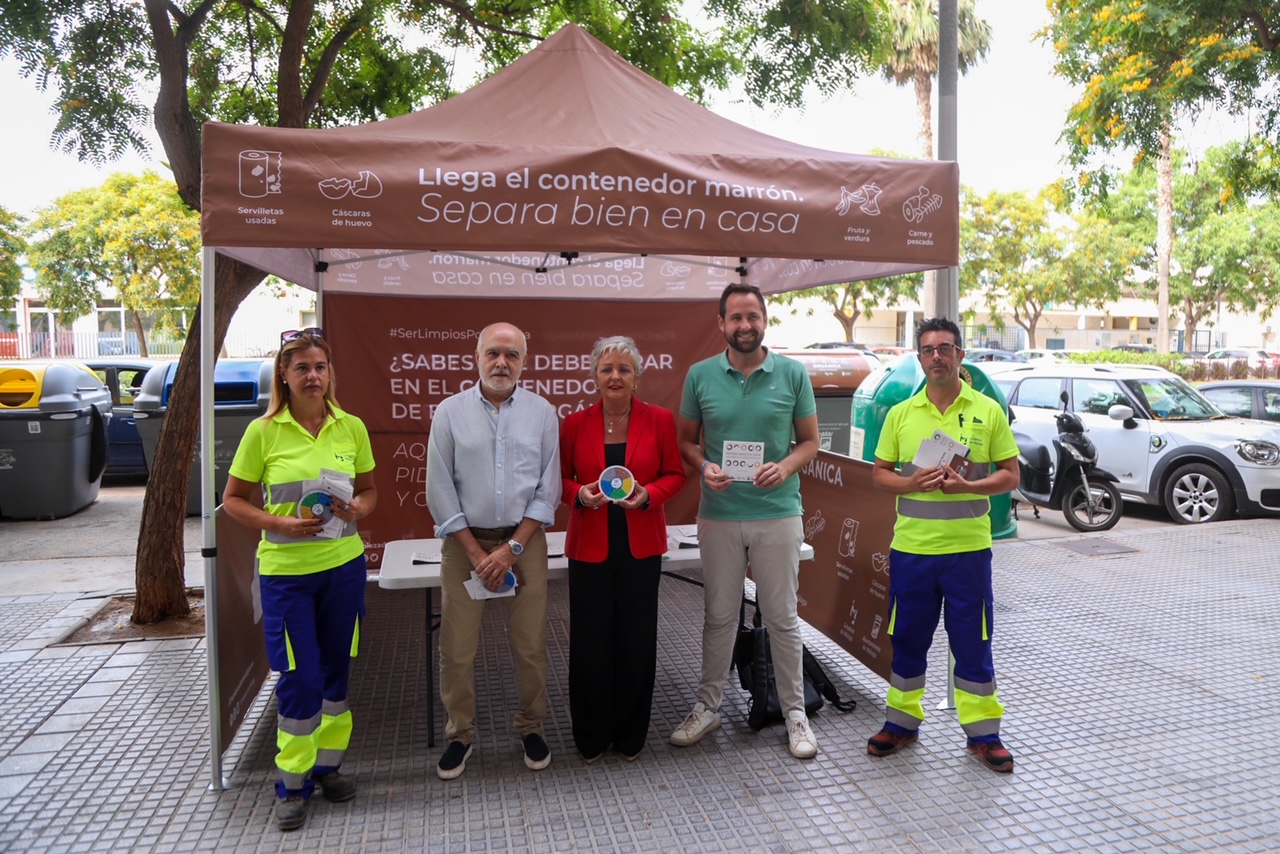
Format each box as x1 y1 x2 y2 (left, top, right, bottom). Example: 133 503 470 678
968 739 1015 773
866 726 918 757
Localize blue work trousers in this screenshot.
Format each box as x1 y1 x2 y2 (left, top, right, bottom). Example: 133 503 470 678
260 554 367 798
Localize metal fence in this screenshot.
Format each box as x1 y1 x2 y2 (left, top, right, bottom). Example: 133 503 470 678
962 324 1023 351
0 331 278 361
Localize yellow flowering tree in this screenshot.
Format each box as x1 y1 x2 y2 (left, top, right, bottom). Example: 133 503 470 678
959 187 1136 348
27 172 200 357
1045 1 1277 352
0 206 26 314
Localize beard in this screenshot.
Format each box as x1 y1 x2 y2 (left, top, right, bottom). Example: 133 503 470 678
482 372 516 395
726 328 762 354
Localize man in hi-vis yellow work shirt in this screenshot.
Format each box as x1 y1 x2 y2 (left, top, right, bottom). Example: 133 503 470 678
868 317 1020 773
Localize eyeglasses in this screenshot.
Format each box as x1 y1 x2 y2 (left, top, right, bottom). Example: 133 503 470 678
281 327 325 345
919 343 960 358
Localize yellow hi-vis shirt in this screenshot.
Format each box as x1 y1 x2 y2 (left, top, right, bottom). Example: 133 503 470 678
874 383 1017 555
228 405 375 575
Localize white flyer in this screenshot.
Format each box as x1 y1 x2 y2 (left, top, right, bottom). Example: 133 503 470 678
911 429 973 477
720 440 765 482
464 570 517 600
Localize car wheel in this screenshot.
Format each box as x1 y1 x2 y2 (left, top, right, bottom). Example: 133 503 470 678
1162 462 1234 524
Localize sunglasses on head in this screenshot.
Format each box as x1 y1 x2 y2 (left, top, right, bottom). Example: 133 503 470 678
281 327 325 345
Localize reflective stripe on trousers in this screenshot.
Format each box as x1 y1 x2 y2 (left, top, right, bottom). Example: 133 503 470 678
882 548 1003 738
259 554 367 798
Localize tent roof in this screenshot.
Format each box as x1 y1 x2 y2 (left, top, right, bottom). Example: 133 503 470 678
201 24 959 300
330 25 821 155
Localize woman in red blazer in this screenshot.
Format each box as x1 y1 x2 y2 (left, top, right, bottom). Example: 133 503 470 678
560 335 688 762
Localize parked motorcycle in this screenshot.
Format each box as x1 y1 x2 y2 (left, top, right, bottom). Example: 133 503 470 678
1012 391 1123 532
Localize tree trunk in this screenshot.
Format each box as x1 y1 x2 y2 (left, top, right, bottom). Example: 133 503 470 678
1155 124 1173 354
131 256 263 624
130 309 149 358
833 308 856 342
132 1 268 623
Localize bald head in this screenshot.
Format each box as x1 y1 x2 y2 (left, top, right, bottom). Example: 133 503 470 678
476 322 527 402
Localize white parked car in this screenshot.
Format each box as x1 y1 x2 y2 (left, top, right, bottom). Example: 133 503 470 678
989 363 1280 524
1201 348 1278 370
1016 348 1076 364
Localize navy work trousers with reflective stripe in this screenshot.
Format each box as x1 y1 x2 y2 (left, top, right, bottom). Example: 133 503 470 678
886 548 998 729
260 554 367 798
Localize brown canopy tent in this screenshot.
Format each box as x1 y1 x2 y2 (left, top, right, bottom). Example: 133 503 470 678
195 23 959 788
200 24 958 297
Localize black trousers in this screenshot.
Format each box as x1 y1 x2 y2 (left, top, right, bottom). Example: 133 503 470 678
567 548 662 758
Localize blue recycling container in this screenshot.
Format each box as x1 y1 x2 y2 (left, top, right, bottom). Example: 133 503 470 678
134 359 273 515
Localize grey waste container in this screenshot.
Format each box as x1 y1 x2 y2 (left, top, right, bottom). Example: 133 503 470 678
0 361 113 520
134 358 272 516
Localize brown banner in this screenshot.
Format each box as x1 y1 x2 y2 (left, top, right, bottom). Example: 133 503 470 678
797 450 898 681
325 294 725 570
213 499 271 749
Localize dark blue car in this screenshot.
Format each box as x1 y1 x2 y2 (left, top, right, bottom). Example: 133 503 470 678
83 358 167 477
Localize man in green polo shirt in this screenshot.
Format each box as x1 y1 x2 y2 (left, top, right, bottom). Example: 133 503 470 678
670 283 821 760
867 317 1020 773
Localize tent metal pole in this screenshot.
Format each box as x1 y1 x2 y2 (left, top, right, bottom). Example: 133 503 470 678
938 0 961 714
315 250 325 327
936 0 960 324
202 245 229 791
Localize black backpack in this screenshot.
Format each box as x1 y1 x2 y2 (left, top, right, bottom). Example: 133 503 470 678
733 602 855 730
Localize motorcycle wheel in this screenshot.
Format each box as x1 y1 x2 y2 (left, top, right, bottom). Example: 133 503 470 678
1062 479 1123 532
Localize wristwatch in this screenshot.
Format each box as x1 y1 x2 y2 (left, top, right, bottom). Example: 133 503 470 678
506 539 524 556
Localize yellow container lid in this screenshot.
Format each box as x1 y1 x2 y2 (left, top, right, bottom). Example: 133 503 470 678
0 366 42 408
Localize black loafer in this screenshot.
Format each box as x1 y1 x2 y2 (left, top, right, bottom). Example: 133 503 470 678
523 733 551 770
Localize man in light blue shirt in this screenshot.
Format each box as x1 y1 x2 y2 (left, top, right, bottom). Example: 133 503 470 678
426 321 561 780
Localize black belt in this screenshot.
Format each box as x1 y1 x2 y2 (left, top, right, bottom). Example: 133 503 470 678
469 525 518 539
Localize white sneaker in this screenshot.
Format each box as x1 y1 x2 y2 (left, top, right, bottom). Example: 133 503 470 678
670 703 721 746
787 714 818 759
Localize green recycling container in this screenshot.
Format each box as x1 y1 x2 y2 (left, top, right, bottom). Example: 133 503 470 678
0 361 113 520
851 352 1016 540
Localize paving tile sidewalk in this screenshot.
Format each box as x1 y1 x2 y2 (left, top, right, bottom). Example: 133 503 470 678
1 516 1278 852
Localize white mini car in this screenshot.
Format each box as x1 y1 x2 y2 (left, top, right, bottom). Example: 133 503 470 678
988 364 1280 524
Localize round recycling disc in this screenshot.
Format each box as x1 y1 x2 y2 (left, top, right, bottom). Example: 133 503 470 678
297 490 333 520
598 465 635 501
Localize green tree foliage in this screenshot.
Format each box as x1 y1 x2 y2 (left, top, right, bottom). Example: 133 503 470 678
1106 143 1280 346
1045 1 1280 351
769 274 921 344
27 172 200 357
882 0 991 159
0 1 893 623
1045 1 1277 180
0 205 26 313
960 187 1135 348
880 0 990 316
